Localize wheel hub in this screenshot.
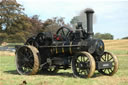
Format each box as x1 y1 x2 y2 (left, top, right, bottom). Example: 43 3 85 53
24 57 29 62
78 62 89 69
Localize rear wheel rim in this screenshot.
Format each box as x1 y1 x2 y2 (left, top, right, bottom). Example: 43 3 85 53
16 45 40 75
71 52 95 78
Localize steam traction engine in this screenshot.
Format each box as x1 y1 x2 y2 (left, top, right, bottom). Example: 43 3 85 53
15 9 118 78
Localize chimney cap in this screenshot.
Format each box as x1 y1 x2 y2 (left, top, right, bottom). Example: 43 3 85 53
85 8 94 13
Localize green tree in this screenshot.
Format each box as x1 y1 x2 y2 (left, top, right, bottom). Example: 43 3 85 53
94 32 113 40
0 0 32 43
43 17 66 34
28 15 44 36
0 0 23 33
0 0 68 43
0 33 8 44
122 36 128 39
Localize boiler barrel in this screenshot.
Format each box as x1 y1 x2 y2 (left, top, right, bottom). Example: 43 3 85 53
50 42 81 55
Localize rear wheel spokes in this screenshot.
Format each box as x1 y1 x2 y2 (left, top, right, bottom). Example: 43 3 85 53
22 67 32 73
16 45 40 75
77 65 90 77
19 48 34 66
72 52 95 78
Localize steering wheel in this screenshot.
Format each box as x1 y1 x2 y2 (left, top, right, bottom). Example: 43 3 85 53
56 26 73 41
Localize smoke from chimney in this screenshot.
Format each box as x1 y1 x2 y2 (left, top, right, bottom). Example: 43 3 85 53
79 8 97 25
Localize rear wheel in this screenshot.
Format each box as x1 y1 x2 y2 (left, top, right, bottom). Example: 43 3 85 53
98 51 118 76
71 52 96 78
16 45 40 75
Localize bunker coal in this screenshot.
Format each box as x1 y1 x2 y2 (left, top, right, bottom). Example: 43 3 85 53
15 8 118 78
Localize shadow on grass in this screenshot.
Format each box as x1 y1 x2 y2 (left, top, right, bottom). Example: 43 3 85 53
37 71 74 78
37 71 103 78
4 69 74 78
4 70 19 75
92 73 103 78
4 70 103 78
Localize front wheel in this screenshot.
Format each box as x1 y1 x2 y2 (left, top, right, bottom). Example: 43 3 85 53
98 51 118 76
71 52 96 78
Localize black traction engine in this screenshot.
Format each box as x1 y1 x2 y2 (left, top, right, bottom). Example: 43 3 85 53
15 9 118 78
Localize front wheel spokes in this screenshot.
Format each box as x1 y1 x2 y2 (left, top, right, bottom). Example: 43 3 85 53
108 57 113 61
102 68 113 75
101 56 105 61
98 51 118 76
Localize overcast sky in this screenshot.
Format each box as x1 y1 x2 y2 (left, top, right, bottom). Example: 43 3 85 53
17 0 128 39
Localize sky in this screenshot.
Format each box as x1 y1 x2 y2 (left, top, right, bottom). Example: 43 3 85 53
16 0 128 39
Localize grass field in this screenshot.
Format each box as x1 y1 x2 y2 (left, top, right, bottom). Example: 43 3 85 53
0 40 128 85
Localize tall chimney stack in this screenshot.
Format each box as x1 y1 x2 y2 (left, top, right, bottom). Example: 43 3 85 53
85 8 94 38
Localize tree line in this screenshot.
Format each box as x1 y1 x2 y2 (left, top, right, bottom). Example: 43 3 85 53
94 33 113 40
0 0 68 44
0 0 119 44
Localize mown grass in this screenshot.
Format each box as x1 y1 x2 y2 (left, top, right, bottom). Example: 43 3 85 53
0 40 128 85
